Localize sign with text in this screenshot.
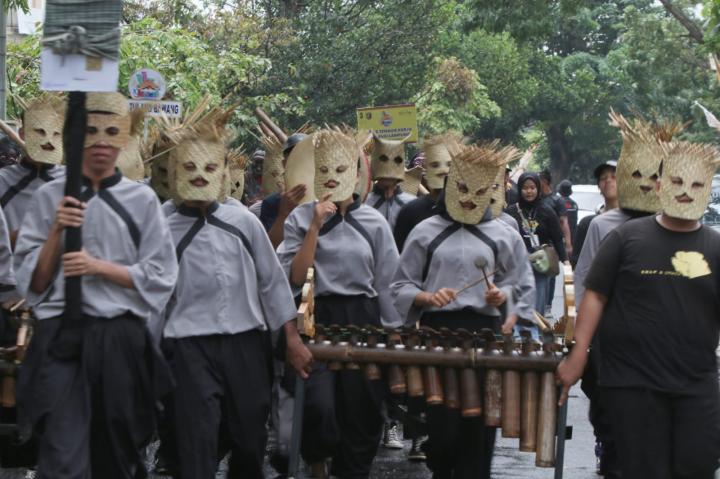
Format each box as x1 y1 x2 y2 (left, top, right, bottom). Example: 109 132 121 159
356 103 418 143
40 48 119 92
128 100 182 118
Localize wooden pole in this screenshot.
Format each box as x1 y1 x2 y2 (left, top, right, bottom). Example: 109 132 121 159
63 92 87 320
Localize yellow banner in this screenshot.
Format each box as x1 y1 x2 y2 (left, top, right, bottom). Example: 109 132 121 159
356 104 418 143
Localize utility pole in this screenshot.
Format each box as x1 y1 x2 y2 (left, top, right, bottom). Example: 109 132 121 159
0 5 6 121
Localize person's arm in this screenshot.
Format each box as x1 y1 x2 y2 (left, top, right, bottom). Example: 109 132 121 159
543 207 567 262
268 184 306 249
289 193 335 287
62 251 134 288
31 196 85 293
556 228 623 405
560 215 573 259
556 289 607 404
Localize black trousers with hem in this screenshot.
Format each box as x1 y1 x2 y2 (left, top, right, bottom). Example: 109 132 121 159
604 381 720 479
163 330 272 479
301 295 385 479
419 310 500 479
17 315 169 479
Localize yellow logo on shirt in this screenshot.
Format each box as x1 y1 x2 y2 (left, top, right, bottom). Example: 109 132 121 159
671 251 711 279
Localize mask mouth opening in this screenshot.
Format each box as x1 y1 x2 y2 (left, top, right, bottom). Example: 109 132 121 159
674 193 693 203
324 179 338 188
190 177 209 187
639 185 653 193
40 143 56 151
459 200 477 210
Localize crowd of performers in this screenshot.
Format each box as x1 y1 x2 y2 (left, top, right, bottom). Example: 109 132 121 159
0 91 717 479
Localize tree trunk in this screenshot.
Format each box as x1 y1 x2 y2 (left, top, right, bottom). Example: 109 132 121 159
546 125 573 183
658 0 704 45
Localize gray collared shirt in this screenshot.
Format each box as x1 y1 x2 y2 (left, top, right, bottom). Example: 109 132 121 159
14 174 178 320
574 208 631 306
0 162 65 233
365 188 417 232
164 202 296 338
277 199 403 328
161 197 245 217
391 215 533 325
0 207 15 301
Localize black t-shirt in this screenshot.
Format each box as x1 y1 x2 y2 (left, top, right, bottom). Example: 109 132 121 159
571 213 595 267
542 193 567 219
561 196 578 241
585 216 720 393
393 195 437 252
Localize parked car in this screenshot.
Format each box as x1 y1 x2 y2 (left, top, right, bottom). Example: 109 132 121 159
702 174 720 230
570 184 603 222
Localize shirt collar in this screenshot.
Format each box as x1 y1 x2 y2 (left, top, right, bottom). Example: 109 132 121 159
82 169 123 190
19 159 55 173
177 201 220 217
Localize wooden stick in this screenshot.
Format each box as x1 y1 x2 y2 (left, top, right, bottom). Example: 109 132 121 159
456 268 499 295
254 107 288 143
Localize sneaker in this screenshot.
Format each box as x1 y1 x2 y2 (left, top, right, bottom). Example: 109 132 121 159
23 470 37 479
407 438 426 461
382 422 403 449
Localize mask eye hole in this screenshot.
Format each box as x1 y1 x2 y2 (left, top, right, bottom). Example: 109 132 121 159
670 176 683 186
105 127 119 136
86 126 98 135
430 161 440 168
33 128 46 136
394 156 403 164
649 173 658 181
319 166 329 173
336 164 348 173
476 187 488 196
692 181 704 189
183 162 197 172
632 170 642 179
379 154 389 162
457 181 469 194
205 163 218 173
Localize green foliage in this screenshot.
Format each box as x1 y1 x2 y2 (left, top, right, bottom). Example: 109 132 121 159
415 57 500 135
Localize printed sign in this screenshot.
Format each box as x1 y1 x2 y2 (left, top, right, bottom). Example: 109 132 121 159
128 69 166 100
356 104 418 143
40 48 119 92
128 100 182 118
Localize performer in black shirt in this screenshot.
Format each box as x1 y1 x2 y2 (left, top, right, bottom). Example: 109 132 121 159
558 138 720 479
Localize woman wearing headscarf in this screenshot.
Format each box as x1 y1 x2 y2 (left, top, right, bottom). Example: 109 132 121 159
506 172 567 316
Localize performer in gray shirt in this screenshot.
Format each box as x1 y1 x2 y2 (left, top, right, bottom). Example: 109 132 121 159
13 92 179 479
0 94 66 245
277 129 401 478
391 142 528 479
161 110 311 479
365 134 416 230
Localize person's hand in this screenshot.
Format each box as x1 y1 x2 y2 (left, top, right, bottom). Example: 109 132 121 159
312 193 336 229
485 286 506 307
501 314 518 335
286 334 313 379
279 184 306 217
420 288 457 308
54 196 86 231
565 244 573 260
62 249 100 277
555 348 589 406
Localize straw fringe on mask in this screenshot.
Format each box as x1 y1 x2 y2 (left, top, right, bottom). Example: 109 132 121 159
658 140 720 220
227 148 248 200
609 109 684 213
446 141 521 224
18 93 66 165
422 132 463 190
313 129 359 202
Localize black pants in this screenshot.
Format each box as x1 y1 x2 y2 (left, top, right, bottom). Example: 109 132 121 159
17 315 169 479
604 381 720 479
302 295 385 479
419 310 499 479
163 330 272 479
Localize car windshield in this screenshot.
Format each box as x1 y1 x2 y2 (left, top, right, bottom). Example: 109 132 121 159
573 191 602 211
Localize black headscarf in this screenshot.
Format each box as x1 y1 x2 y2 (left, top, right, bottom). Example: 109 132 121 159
517 172 543 210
